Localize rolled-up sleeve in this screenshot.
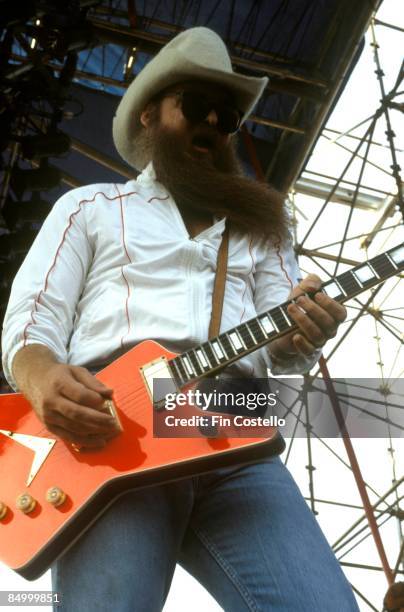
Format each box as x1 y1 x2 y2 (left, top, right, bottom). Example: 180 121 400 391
253 234 321 375
1 189 93 390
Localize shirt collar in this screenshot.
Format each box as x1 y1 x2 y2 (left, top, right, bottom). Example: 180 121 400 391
137 161 156 184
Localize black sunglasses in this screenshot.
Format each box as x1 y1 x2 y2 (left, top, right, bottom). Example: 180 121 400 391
167 90 242 135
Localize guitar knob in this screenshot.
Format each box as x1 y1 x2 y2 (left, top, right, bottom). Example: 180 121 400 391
16 493 37 514
46 486 66 507
0 502 8 520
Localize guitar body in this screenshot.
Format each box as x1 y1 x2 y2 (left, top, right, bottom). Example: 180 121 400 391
0 340 284 580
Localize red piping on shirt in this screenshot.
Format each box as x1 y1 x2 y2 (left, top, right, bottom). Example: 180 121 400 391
275 237 293 292
21 188 154 347
115 184 133 349
148 195 169 203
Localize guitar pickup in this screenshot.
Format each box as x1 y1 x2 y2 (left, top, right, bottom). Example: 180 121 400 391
140 357 179 411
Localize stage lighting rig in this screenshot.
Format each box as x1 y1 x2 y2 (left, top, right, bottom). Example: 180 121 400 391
10 164 62 198
0 0 100 273
1 1 100 108
22 17 97 60
17 1 101 59
124 47 137 81
19 132 71 160
0 1 36 29
2 194 52 230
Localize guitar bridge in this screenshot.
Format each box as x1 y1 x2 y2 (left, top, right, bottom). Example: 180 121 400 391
140 356 178 410
102 399 123 431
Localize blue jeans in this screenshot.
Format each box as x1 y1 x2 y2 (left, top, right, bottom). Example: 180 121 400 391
51 457 359 611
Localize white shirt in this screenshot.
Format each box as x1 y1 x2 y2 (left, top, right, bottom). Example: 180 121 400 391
2 163 319 390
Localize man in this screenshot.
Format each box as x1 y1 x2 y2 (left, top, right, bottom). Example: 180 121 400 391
2 27 358 611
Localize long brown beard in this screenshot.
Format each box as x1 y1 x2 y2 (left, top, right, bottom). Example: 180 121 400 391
137 119 289 240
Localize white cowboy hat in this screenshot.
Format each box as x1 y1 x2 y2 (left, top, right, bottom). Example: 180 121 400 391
112 26 268 170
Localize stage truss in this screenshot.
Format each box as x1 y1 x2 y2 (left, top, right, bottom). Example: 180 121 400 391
282 12 404 611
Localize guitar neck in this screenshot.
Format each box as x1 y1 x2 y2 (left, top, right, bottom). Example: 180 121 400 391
168 243 404 386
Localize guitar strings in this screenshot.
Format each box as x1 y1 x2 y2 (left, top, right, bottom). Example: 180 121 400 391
40 387 151 465
11 378 149 465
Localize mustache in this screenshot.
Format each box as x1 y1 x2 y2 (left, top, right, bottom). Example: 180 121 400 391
160 124 228 171
189 125 220 148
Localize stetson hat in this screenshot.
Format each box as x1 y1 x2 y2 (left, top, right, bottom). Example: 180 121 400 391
112 26 268 170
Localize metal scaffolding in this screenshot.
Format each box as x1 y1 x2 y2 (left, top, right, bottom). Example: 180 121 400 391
284 14 403 610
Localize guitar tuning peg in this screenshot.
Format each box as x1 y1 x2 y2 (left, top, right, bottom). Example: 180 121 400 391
0 501 8 520
16 493 37 514
46 486 66 507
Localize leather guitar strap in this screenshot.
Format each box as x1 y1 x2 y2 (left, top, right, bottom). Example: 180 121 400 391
208 223 229 339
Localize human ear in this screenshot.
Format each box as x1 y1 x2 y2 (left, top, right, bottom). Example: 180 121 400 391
140 103 154 128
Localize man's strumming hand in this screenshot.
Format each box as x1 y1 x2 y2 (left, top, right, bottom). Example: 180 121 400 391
269 274 347 364
12 345 121 449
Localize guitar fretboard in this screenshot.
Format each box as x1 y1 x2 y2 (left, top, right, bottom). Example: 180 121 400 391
168 243 404 387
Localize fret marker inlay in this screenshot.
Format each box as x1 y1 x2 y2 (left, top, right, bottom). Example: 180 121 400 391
211 341 224 360
196 349 208 368
323 281 344 299
260 316 275 334
183 356 194 376
390 245 404 265
229 332 243 351
354 264 375 284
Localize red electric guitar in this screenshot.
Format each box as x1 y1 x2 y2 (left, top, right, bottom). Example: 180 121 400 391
0 243 403 579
